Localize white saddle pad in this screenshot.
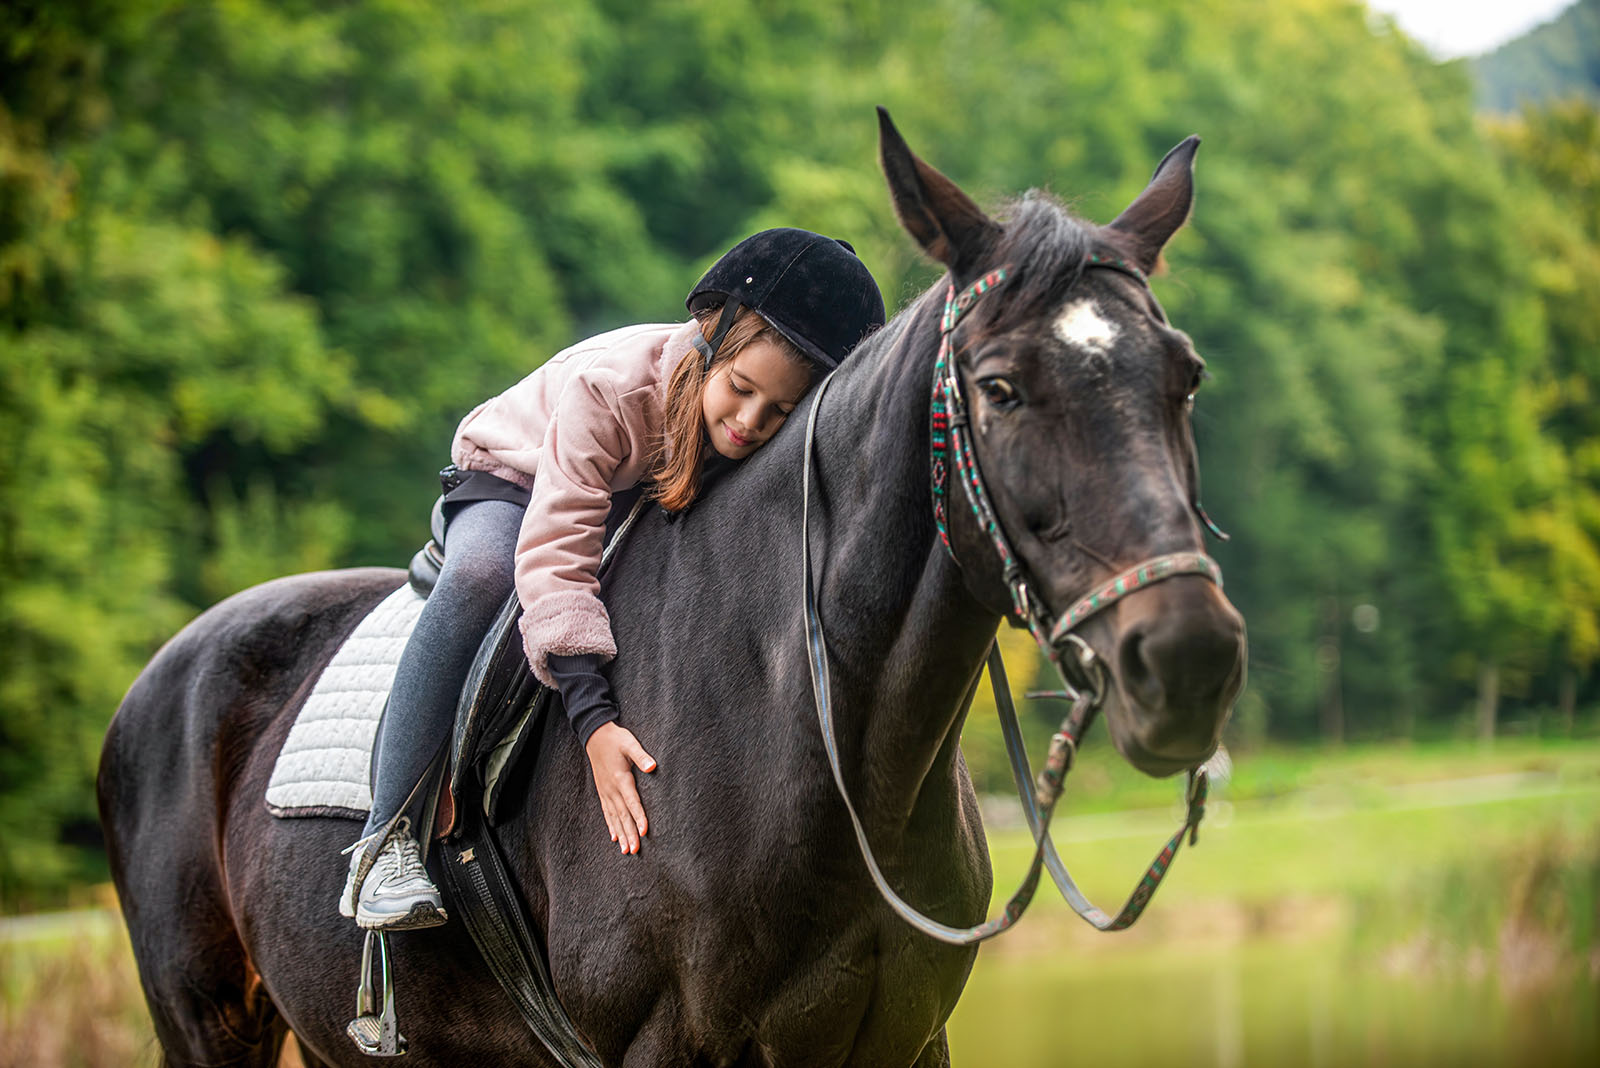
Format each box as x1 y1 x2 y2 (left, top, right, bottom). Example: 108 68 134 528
265 583 426 818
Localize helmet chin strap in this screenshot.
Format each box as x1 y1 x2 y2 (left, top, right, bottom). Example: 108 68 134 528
695 298 744 371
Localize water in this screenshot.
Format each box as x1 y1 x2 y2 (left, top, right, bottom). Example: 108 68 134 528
947 931 1598 1067
945 755 1600 1066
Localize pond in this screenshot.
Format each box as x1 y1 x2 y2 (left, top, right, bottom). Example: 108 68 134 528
4 743 1596 1066
943 762 1600 1068
948 927 1597 1067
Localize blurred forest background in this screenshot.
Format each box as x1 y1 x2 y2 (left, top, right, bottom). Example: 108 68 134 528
2 0 1599 915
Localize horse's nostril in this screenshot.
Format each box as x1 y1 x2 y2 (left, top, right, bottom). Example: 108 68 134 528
1118 627 1164 709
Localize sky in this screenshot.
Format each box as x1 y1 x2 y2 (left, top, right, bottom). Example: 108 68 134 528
1366 0 1576 57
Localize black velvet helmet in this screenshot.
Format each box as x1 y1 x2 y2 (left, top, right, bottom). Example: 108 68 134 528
686 228 886 370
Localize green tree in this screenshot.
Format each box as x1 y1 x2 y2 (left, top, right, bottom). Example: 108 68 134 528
0 0 354 903
1484 99 1600 728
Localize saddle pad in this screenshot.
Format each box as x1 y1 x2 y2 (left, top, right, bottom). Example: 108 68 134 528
265 583 426 818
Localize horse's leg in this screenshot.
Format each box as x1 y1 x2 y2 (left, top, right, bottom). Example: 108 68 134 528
101 571 403 1066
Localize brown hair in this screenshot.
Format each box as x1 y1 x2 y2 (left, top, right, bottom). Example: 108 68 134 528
648 306 809 512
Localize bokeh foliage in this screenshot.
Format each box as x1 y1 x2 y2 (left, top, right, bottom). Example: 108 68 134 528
2 0 1598 903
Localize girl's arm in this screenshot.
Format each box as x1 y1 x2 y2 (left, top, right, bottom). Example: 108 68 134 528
546 652 618 743
517 370 659 852
513 370 634 681
546 653 657 854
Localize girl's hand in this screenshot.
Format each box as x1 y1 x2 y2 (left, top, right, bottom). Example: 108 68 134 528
583 722 657 854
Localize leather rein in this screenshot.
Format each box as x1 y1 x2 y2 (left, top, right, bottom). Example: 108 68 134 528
801 257 1225 944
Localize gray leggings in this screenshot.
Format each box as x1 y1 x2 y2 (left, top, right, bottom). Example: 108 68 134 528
362 497 524 837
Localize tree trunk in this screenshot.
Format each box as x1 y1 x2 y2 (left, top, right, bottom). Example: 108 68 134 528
1318 596 1343 745
1476 657 1499 742
1319 650 1343 745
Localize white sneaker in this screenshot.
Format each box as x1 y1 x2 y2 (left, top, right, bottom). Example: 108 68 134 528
338 817 448 930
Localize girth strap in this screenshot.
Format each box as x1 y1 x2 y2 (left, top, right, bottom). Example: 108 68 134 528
439 798 603 1068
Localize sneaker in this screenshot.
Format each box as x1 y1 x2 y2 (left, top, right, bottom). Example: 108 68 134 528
339 817 448 930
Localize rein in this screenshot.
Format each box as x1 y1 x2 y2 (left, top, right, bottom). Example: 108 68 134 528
801 257 1225 944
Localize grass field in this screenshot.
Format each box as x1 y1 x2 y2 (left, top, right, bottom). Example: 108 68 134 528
3 739 1597 1066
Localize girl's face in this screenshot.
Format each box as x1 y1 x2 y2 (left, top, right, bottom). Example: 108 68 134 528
701 340 813 460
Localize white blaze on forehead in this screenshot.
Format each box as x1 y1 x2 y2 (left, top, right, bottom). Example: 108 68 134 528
1053 299 1120 355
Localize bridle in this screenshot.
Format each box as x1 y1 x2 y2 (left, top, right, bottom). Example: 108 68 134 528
802 254 1229 944
930 259 1225 678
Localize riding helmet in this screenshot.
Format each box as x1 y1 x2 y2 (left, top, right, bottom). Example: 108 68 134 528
686 228 886 370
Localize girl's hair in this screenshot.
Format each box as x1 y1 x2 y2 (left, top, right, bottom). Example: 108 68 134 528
648 305 810 512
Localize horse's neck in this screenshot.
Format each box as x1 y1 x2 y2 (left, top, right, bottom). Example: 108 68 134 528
811 300 1000 829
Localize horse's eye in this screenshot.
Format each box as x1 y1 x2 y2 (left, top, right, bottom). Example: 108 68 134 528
1183 366 1207 411
978 376 1021 410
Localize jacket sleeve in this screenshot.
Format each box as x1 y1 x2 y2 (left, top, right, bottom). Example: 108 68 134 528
515 369 634 686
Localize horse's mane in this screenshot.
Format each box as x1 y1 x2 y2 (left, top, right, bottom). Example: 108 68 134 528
969 191 1096 336
814 192 1097 403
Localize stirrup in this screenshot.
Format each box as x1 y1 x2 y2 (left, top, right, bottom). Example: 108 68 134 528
347 930 408 1057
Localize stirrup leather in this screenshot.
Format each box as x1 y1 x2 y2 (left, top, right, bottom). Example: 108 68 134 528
347 930 408 1057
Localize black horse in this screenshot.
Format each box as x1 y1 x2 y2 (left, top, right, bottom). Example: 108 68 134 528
99 112 1245 1067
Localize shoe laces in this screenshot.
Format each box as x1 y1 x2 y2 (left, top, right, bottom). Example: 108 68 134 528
379 817 428 882
340 828 382 858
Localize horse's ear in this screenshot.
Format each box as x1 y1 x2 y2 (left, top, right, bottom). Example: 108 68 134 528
1109 136 1201 273
877 107 1001 276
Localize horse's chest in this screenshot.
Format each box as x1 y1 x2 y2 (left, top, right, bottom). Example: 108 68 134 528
690 918 967 1064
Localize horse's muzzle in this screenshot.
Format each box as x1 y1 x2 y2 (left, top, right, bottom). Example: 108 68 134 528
1108 578 1246 775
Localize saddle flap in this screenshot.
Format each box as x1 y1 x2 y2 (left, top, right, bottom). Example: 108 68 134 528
483 686 554 823
445 593 546 831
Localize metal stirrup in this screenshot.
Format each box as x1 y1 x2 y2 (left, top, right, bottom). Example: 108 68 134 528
347 930 408 1057
344 743 448 1057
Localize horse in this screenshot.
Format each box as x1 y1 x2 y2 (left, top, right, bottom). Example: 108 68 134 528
98 110 1245 1067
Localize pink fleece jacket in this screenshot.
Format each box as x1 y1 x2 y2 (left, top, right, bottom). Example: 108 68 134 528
450 319 700 686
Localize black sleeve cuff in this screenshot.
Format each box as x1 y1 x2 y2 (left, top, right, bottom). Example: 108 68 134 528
547 652 619 748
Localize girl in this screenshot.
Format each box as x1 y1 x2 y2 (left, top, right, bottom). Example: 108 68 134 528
339 229 885 930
